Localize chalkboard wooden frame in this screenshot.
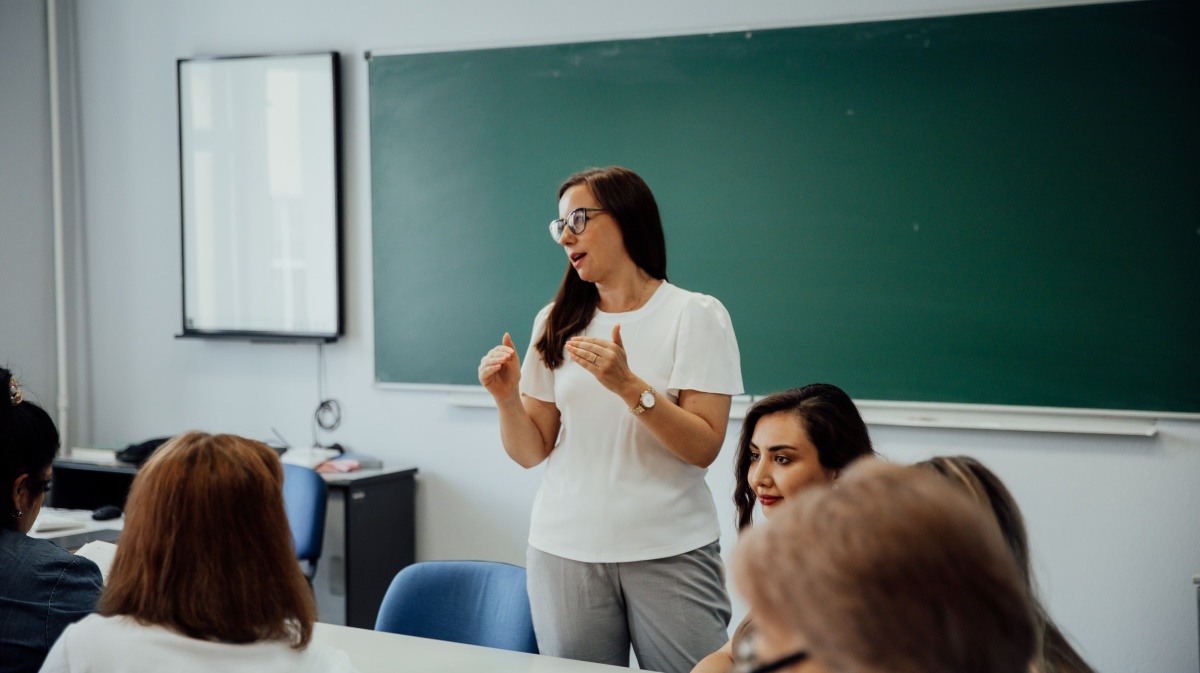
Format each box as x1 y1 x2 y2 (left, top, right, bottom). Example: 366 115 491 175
367 0 1199 415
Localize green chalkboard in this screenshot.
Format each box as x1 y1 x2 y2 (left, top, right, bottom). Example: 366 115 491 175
369 0 1199 413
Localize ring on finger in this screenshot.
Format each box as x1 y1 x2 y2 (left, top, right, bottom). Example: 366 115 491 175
590 353 598 364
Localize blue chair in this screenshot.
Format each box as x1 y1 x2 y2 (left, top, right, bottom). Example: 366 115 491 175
281 464 327 582
374 561 538 654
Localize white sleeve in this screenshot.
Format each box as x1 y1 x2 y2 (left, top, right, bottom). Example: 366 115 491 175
519 304 556 403
666 294 744 397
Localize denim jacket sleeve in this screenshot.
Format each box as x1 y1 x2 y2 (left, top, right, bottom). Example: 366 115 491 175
0 531 103 673
43 554 103 650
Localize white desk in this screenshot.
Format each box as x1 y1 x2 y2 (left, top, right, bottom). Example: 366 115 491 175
28 507 123 550
314 623 628 673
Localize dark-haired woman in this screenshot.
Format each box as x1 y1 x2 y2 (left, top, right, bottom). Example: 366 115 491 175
732 461 1036 673
39 432 356 673
915 456 1097 673
692 383 876 673
478 167 743 672
0 369 102 673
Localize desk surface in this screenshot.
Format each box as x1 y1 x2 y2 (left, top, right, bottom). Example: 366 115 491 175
28 508 123 550
59 448 415 485
313 623 627 673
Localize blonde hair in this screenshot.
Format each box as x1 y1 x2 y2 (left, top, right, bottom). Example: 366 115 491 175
734 460 1035 673
915 456 1097 673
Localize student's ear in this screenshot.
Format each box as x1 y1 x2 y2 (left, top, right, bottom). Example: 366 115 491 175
11 472 31 512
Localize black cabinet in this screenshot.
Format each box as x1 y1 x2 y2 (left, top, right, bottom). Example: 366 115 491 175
312 468 417 628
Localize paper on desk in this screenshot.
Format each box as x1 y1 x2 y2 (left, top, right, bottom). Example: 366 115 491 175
281 446 341 469
32 513 87 534
76 540 118 582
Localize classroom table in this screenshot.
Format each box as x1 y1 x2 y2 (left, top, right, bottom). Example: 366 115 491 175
28 507 123 551
313 623 629 673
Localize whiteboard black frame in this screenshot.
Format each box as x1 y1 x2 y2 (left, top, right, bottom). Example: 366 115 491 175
176 51 344 343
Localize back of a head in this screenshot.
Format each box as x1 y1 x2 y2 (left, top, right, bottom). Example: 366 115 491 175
100 431 315 648
0 368 60 527
734 460 1036 673
914 456 1098 673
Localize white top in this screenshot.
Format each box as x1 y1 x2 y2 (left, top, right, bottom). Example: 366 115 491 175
521 281 743 562
39 614 358 673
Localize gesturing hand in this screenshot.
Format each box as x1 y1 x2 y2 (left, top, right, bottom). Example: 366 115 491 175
566 323 638 397
478 332 521 402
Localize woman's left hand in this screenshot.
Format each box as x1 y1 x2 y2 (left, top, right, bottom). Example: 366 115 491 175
567 324 640 397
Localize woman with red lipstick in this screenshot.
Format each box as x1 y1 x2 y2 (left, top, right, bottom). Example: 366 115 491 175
692 383 875 673
477 166 743 673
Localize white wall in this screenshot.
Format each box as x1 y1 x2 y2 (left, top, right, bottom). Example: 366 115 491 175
20 0 1196 671
0 1 56 402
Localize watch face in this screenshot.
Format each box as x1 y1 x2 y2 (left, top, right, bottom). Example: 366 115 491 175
641 390 656 408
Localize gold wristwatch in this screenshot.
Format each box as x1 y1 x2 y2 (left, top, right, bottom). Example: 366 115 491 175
629 388 657 415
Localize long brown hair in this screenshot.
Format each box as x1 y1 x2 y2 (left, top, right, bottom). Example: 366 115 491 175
733 384 875 531
100 432 316 648
535 166 667 369
734 461 1036 673
915 456 1097 673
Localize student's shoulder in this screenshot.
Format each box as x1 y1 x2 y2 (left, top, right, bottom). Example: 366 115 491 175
62 613 129 636
1 530 97 577
302 640 359 673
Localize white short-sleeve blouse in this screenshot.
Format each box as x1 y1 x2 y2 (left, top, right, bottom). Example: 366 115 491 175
520 281 743 563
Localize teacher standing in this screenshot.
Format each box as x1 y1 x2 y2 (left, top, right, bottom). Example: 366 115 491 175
478 166 743 673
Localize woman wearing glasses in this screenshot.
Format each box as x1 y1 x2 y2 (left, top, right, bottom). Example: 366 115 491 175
732 461 1036 673
692 384 876 673
478 166 743 672
0 368 103 673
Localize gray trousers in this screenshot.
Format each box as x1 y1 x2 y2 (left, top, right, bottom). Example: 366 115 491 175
526 542 731 673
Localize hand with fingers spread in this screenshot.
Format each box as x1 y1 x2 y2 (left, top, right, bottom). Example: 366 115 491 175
566 323 640 398
478 332 521 402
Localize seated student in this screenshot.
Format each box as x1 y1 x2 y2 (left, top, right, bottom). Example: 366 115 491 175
732 461 1036 673
692 383 876 673
915 456 1097 673
0 369 103 673
40 432 357 673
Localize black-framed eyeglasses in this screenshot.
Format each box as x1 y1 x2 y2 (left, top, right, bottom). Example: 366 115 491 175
734 631 810 673
549 207 605 242
736 650 809 673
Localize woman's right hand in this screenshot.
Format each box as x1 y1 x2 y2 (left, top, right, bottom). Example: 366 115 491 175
478 333 521 401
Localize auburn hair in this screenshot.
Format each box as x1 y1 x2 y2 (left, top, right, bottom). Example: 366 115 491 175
535 166 667 369
734 461 1036 673
100 432 315 648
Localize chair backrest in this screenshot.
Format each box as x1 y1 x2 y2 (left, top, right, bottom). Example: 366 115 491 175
374 560 538 654
281 464 327 564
